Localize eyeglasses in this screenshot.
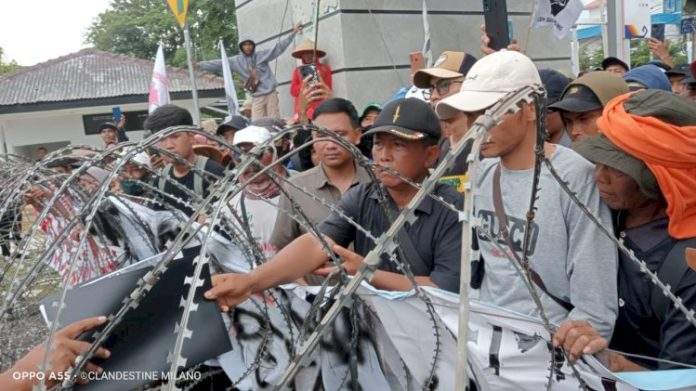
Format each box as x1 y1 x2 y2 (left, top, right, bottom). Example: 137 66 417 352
429 78 463 97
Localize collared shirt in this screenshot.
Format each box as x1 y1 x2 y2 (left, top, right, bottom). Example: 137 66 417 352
270 163 372 250
319 181 463 293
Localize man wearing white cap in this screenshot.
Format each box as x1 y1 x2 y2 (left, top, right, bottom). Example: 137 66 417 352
436 51 618 357
222 126 291 259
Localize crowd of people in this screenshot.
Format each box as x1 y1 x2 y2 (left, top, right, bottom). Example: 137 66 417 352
2 30 696 390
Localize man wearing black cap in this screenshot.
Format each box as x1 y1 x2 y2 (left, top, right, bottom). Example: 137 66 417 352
601 56 629 77
98 122 125 148
549 71 628 142
538 69 571 147
216 115 249 144
665 63 691 96
205 98 463 308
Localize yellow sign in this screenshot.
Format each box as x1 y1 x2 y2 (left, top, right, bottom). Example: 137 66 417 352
167 0 190 28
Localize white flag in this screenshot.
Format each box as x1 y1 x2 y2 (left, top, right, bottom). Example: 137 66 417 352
422 0 433 67
532 0 584 39
148 44 171 114
219 40 240 115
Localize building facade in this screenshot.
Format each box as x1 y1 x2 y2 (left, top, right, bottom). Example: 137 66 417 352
0 49 224 158
234 0 573 116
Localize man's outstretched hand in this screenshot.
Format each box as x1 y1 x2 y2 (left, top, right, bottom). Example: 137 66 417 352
205 273 255 312
1 316 110 390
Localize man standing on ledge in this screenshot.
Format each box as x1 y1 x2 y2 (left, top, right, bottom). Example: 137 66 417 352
199 24 303 120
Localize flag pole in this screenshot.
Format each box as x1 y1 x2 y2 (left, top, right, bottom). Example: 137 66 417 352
312 0 321 63
183 23 201 125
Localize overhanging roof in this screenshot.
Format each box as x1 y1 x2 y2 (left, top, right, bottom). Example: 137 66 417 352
0 48 224 114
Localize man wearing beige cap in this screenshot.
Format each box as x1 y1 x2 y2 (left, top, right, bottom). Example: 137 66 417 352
436 50 618 359
413 51 477 108
414 51 477 187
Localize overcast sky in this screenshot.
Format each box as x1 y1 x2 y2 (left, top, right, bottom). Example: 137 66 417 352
0 0 112 66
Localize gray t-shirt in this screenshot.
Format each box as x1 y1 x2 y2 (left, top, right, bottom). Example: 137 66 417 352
473 145 618 338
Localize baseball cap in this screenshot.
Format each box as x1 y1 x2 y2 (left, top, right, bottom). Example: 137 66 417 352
363 98 441 140
623 64 671 92
548 71 628 113
435 50 542 119
98 122 118 132
538 69 571 106
413 51 478 88
574 134 659 200
601 56 629 72
548 84 603 113
665 63 691 78
232 126 273 146
216 115 249 136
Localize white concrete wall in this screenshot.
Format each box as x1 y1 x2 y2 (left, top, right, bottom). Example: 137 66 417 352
235 0 573 118
0 97 220 158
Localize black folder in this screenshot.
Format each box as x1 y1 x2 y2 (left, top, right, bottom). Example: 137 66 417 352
40 248 231 391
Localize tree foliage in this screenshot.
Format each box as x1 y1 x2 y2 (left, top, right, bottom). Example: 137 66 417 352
579 38 688 72
86 0 239 67
0 47 20 76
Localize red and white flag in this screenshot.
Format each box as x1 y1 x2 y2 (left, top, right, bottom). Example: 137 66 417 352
148 44 171 113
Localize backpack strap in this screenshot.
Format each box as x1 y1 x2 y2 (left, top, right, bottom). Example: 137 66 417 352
650 238 696 322
158 164 173 192
192 156 209 196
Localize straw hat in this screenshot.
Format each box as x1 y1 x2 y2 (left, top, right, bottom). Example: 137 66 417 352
193 145 224 164
200 119 218 134
292 39 326 59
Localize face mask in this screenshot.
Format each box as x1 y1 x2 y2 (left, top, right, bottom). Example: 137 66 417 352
121 180 144 196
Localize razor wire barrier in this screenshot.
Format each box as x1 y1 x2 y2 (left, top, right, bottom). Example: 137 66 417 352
0 104 693 391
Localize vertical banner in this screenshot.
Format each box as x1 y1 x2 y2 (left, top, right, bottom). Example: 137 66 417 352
148 44 171 114
624 1 651 39
166 0 190 28
219 40 240 115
